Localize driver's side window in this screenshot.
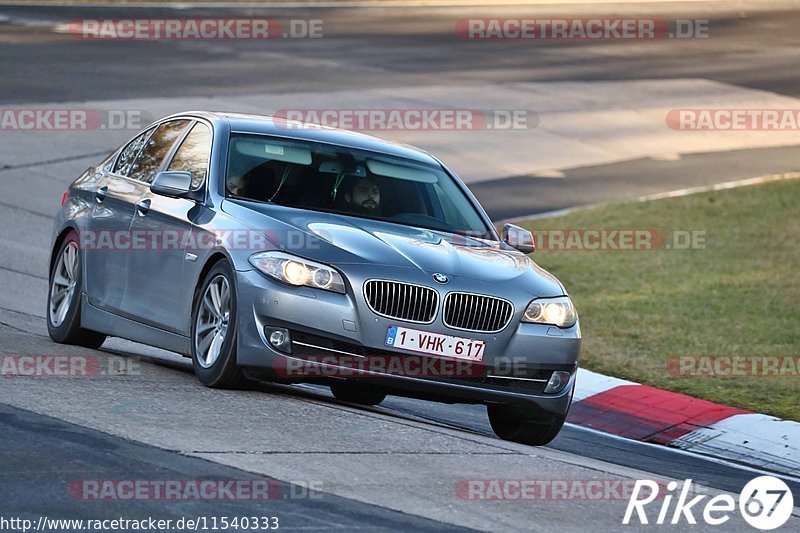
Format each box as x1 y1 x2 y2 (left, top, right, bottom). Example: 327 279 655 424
168 122 212 189
128 120 191 184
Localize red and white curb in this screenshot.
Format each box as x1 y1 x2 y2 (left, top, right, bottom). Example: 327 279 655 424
569 368 800 476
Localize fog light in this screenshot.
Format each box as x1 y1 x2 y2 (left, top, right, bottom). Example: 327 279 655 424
264 327 292 354
270 330 285 345
543 371 571 394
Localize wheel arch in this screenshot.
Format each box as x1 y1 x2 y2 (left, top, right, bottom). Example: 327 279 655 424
49 225 80 276
191 251 233 309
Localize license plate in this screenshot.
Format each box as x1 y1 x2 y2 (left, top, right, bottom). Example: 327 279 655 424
384 326 485 362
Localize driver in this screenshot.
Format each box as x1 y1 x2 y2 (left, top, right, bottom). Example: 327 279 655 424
227 173 247 196
344 177 382 215
226 164 275 201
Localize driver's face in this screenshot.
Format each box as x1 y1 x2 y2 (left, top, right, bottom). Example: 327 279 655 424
227 175 245 196
351 180 380 211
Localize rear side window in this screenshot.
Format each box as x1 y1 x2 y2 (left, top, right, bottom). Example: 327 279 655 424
168 122 212 189
113 128 153 177
99 151 117 173
128 120 191 184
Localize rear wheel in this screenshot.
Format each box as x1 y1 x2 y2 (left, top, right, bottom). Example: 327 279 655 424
191 260 247 389
330 382 387 406
46 232 107 349
487 404 566 446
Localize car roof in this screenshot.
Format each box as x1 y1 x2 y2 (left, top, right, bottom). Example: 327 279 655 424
165 111 441 166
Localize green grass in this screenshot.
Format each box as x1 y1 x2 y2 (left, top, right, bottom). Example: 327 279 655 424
515 178 800 421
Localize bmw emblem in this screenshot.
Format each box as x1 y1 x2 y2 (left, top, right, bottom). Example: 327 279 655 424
432 273 449 284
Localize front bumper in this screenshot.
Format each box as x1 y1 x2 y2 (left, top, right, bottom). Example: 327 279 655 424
234 267 581 415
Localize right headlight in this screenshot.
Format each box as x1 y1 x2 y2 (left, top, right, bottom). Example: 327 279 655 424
248 251 346 294
521 296 577 328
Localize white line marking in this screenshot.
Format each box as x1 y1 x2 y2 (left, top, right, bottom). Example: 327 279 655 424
565 422 800 485
572 367 634 402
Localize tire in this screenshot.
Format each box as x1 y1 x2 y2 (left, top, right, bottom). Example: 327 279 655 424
191 260 248 389
487 404 567 446
46 231 107 349
330 382 387 406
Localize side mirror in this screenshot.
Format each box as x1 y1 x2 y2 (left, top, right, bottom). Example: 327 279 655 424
150 171 202 201
502 223 535 253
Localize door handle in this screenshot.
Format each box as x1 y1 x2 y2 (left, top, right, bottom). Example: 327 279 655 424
94 186 108 203
136 198 151 216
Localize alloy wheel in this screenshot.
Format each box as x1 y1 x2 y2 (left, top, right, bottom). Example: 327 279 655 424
49 241 79 327
194 275 231 368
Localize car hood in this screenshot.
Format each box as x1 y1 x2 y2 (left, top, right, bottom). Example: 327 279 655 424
222 201 565 296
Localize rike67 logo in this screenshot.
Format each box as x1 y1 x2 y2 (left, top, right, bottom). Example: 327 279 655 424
624 476 794 530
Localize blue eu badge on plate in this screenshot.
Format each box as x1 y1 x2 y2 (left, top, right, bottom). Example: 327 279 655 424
385 326 398 346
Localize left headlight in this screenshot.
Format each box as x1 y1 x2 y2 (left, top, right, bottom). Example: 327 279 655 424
248 251 346 294
522 296 577 328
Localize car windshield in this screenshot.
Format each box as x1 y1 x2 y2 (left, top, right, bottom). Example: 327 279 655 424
225 133 494 239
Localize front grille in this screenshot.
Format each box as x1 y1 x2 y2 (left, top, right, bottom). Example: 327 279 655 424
443 292 514 333
364 280 438 323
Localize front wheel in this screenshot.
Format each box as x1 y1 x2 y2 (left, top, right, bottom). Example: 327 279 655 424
487 404 567 446
191 260 247 389
46 232 107 349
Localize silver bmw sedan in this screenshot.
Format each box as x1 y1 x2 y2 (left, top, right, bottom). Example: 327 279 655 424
47 111 581 445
